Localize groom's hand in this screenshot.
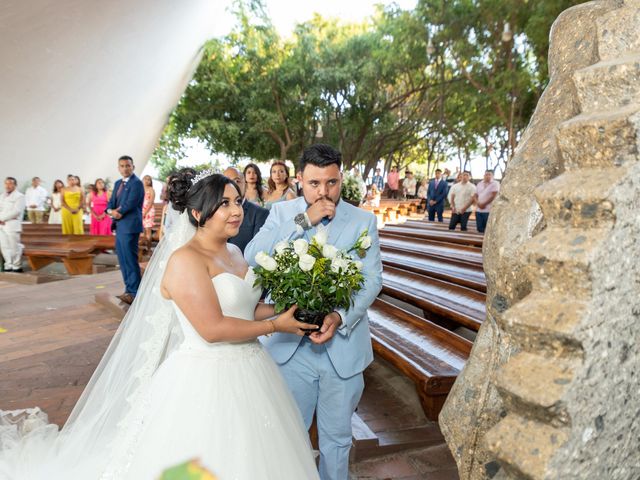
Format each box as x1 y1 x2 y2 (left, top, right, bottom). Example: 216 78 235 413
306 198 336 226
309 312 342 344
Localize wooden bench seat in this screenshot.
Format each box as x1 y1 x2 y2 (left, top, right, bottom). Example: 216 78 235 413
380 235 483 267
23 241 97 275
380 224 483 248
381 265 485 332
368 298 472 420
381 246 486 293
22 233 116 251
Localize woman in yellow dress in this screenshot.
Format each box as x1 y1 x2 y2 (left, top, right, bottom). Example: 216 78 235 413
61 174 85 234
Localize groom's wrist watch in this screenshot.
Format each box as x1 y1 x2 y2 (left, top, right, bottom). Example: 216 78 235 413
294 212 311 231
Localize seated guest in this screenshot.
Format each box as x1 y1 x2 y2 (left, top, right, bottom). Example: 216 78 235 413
263 161 297 209
0 177 26 272
48 179 64 224
243 163 265 206
427 168 448 223
61 174 85 234
25 176 48 224
417 177 428 212
448 171 476 231
364 184 381 208
88 178 112 235
474 169 500 234
223 167 269 253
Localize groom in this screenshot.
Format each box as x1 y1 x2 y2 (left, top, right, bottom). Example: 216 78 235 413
245 144 382 480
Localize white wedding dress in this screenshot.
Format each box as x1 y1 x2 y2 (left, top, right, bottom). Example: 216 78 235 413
0 213 319 480
107 269 320 479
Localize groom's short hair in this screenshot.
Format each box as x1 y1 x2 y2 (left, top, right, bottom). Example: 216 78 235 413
299 144 342 172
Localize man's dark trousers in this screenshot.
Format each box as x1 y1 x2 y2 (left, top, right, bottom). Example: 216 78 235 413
449 212 472 231
427 203 444 222
476 212 490 233
116 231 141 295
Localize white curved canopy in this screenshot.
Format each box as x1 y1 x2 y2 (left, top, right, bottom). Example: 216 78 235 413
0 0 222 190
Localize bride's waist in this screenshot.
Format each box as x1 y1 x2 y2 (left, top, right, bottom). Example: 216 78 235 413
174 339 263 357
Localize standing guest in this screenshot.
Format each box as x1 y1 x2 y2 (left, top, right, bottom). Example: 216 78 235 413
243 163 265 206
474 169 500 234
402 170 417 199
370 168 384 191
264 161 297 209
441 168 451 182
426 168 448 223
387 165 399 199
159 175 171 204
417 177 428 211
142 175 156 249
61 174 85 234
223 167 269 253
47 179 64 224
448 171 477 231
88 178 112 235
246 144 382 480
24 177 48 224
0 177 26 272
106 155 145 305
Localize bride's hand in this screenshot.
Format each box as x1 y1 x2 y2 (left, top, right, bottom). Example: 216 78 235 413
273 306 320 336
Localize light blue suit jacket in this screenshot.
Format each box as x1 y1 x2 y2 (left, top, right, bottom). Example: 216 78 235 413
245 197 383 379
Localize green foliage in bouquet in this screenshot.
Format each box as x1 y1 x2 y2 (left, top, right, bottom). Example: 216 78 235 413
253 229 372 314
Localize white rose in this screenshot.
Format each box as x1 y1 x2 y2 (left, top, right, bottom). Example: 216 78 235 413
322 244 339 259
360 235 372 249
331 257 349 273
298 253 316 272
313 227 328 247
255 251 277 272
274 241 289 255
354 260 363 271
293 239 309 256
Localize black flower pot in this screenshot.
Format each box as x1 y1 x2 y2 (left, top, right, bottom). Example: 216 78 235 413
294 309 326 335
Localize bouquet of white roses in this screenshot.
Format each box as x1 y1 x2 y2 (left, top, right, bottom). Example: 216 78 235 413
253 227 373 327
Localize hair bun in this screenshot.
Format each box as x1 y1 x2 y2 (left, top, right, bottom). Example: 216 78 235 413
168 168 196 213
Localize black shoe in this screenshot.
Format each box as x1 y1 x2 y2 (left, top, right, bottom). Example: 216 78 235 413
12 268 24 273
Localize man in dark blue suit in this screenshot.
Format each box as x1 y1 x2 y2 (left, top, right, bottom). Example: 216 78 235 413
106 155 145 305
223 167 269 253
426 168 448 222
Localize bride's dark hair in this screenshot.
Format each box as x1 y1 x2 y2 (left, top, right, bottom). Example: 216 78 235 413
168 169 241 228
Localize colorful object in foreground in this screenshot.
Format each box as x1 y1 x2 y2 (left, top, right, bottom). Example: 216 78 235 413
159 459 218 480
254 227 372 315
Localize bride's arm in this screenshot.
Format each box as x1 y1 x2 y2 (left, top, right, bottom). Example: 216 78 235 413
163 250 315 342
254 302 276 321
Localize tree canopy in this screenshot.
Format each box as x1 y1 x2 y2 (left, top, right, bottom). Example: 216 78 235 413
158 0 585 177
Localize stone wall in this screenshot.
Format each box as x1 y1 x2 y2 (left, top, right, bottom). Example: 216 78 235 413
439 1 640 478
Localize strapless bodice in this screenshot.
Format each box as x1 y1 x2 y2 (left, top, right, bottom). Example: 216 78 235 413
171 267 262 353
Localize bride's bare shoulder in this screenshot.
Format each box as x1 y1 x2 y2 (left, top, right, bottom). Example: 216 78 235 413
167 244 206 270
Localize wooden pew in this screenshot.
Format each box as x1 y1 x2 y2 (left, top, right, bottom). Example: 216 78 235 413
380 224 483 248
368 298 472 420
23 240 97 275
381 246 486 293
381 265 485 332
380 235 483 267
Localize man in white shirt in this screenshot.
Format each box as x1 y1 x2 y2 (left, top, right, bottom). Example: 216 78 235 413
24 176 48 224
0 177 27 272
448 171 476 231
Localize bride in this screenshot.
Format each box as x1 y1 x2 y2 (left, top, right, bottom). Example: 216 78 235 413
0 170 321 479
